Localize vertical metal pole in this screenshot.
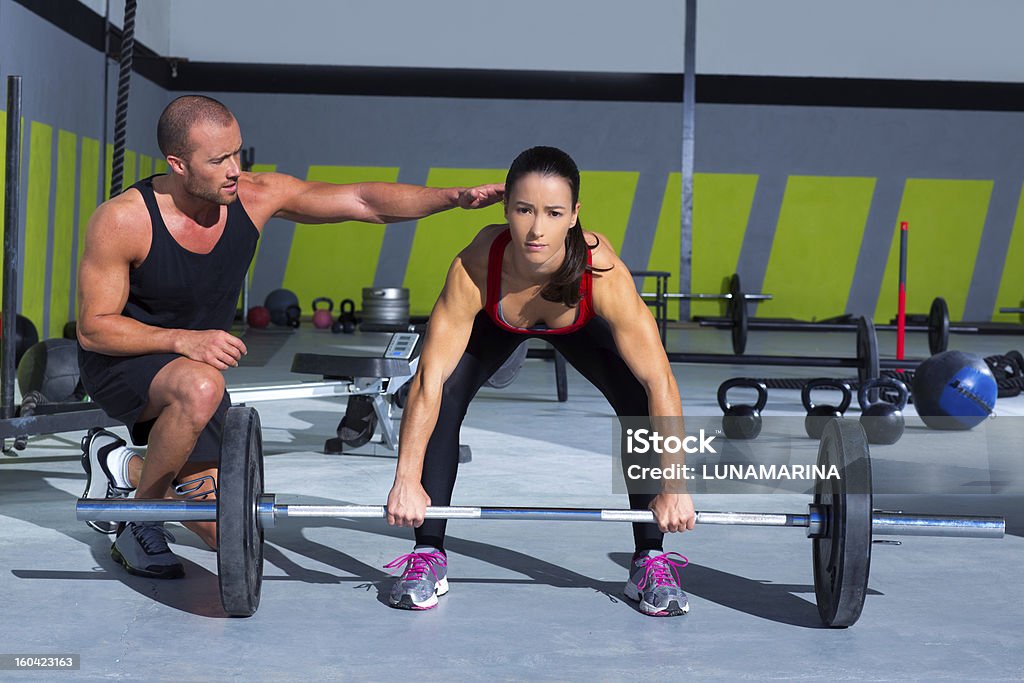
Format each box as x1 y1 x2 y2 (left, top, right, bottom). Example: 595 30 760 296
896 221 908 360
679 0 697 321
3 76 23 420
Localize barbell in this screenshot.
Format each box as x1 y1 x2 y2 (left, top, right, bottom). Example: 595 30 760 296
700 296 952 356
638 273 767 352
706 296 1024 356
667 317 924 386
76 407 1004 626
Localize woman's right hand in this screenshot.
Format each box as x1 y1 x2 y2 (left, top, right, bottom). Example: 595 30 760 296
386 480 431 528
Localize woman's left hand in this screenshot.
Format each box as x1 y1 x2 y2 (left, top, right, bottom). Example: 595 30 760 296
650 492 697 533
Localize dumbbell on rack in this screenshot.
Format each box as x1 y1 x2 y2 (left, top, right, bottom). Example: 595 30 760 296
637 273 771 352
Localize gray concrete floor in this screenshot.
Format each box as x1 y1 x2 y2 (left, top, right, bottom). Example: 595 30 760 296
1 325 1022 681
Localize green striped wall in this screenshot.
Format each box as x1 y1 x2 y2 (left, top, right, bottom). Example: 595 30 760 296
875 179 992 323
761 176 875 321
0 111 1021 337
24 121 53 331
404 168 507 315
993 182 1024 322
646 173 759 320
76 137 101 269
49 130 77 334
282 166 399 312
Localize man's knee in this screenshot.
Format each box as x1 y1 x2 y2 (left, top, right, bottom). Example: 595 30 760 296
149 361 225 426
188 369 225 417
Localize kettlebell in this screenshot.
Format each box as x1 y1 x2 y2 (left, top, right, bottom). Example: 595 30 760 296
717 378 768 440
802 378 852 439
311 297 334 329
332 299 357 334
285 304 302 329
858 377 908 445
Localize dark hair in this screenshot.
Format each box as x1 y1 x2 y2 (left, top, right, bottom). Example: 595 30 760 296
505 146 610 307
157 95 235 159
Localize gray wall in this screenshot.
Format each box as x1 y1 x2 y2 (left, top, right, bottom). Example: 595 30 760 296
3 0 1023 335
74 0 1024 82
0 0 169 337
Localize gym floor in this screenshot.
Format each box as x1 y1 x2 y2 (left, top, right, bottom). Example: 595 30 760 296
1 325 1021 681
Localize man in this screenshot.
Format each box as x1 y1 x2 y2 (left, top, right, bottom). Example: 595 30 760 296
78 95 503 579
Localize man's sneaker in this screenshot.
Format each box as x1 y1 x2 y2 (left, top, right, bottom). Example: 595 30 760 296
384 547 448 610
623 550 690 617
111 522 184 579
81 428 137 534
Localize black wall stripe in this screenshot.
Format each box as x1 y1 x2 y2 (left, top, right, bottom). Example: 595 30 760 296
13 0 1024 111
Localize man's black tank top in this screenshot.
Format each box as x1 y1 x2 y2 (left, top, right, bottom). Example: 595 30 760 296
123 175 259 332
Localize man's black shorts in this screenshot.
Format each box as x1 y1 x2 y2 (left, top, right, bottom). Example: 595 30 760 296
78 349 227 463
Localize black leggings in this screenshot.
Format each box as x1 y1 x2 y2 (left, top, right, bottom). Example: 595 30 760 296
415 312 663 554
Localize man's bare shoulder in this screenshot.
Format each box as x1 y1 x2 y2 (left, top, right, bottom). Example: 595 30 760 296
237 171 301 201
88 189 149 242
78 189 153 268
239 170 292 190
236 172 302 226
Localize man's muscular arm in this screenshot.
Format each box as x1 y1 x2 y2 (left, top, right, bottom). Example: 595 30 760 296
242 172 503 227
76 198 246 369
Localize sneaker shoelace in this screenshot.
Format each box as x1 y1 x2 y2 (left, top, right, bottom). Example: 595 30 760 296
384 551 447 582
636 551 689 591
131 523 176 554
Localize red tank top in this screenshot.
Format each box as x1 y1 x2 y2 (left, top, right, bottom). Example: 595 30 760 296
484 228 595 335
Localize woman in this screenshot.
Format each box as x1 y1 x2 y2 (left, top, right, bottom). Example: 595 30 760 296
385 146 695 616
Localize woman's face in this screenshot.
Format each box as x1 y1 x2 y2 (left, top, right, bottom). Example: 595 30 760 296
504 172 580 268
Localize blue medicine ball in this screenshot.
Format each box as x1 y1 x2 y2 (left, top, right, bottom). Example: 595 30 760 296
911 350 996 430
264 289 300 327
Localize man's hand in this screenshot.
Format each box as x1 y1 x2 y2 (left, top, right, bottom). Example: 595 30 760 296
457 183 505 210
175 330 248 370
650 492 697 533
386 479 432 528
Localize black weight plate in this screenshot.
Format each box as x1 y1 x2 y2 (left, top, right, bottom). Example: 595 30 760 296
928 297 950 355
485 341 529 389
856 317 880 386
813 419 872 628
217 406 265 617
730 274 748 355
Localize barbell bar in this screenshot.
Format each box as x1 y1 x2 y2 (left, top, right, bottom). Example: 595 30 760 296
641 292 773 301
76 498 1004 539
